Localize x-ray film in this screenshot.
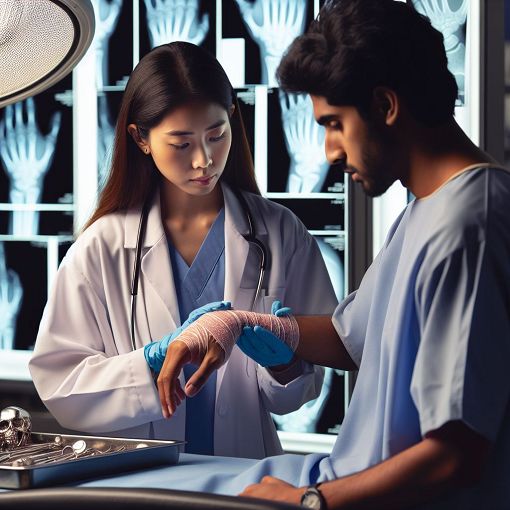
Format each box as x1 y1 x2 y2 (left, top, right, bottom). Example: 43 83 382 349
139 0 215 58
222 0 314 86
90 0 133 89
0 81 73 236
0 241 47 351
266 88 344 193
269 198 344 231
410 0 467 105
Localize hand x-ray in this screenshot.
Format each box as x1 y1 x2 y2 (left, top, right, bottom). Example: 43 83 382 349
0 83 73 236
279 92 330 193
91 0 123 89
411 0 468 105
139 0 215 57
0 241 47 351
0 242 22 351
267 89 344 194
90 0 132 88
97 94 116 187
222 0 313 86
234 0 307 87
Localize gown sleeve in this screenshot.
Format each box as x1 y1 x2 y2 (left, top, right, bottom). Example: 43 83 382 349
411 232 510 441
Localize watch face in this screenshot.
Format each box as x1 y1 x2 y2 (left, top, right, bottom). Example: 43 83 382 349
301 489 323 509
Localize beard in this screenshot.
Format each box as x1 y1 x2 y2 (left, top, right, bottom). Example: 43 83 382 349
355 126 398 197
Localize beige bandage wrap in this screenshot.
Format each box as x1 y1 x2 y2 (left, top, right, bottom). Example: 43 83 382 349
176 310 299 362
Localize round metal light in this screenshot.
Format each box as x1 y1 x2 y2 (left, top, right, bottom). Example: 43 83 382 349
0 0 95 107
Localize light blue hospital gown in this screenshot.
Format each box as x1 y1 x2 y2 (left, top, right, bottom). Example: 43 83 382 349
82 167 510 509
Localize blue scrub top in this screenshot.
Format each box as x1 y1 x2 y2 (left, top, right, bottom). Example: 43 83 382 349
168 208 226 455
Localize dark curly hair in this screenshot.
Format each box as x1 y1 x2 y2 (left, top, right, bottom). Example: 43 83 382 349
277 0 458 127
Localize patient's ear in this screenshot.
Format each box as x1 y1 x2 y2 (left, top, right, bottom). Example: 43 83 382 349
372 87 399 126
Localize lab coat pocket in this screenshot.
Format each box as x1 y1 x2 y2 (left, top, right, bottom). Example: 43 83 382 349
261 288 285 314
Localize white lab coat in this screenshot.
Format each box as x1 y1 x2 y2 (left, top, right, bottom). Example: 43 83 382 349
29 183 338 459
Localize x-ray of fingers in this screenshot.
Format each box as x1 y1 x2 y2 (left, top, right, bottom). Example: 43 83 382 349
0 80 73 236
410 0 467 105
222 0 314 86
139 0 216 58
266 88 345 194
92 0 133 89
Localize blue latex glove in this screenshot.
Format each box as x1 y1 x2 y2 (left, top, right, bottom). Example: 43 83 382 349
236 300 294 367
144 300 231 373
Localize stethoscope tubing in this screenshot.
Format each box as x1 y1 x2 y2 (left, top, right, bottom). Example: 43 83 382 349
129 189 268 350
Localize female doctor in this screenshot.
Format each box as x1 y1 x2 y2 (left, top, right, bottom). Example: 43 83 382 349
29 42 338 459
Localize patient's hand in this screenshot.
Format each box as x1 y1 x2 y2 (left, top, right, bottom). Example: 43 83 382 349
156 309 299 418
157 335 224 418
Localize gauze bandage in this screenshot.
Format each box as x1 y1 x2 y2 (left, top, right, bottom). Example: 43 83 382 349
175 310 299 362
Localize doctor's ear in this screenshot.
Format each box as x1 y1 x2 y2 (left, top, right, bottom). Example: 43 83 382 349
228 104 235 117
128 123 151 155
372 87 399 126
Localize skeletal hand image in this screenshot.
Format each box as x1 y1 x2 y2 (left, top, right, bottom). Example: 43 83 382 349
91 0 123 89
0 243 23 351
144 0 209 48
97 95 115 186
235 0 306 86
317 238 344 302
0 98 61 235
273 367 333 433
279 92 329 193
413 0 467 99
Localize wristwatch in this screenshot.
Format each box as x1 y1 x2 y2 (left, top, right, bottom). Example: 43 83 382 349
300 483 327 509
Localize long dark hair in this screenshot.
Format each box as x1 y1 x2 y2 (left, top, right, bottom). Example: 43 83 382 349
84 42 259 230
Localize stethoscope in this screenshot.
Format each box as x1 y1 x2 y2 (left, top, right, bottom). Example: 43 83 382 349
130 189 268 350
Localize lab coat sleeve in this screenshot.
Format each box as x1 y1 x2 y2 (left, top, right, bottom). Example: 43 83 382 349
29 257 163 434
256 233 337 414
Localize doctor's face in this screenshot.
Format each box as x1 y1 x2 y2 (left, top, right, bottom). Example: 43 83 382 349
144 101 232 196
310 95 397 197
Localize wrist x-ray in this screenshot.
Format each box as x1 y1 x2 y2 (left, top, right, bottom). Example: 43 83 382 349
0 99 61 236
223 0 313 86
234 0 307 87
267 89 344 193
0 242 22 351
279 92 329 193
91 0 123 90
411 0 467 105
144 0 209 48
0 241 48 351
139 0 215 57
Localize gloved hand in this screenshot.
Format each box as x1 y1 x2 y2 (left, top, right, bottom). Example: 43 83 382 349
236 300 295 367
144 300 231 373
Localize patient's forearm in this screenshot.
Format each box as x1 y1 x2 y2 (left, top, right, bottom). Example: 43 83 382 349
294 316 358 371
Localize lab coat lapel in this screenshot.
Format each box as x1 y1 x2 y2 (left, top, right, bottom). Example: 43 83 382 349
218 184 267 392
222 183 254 311
125 192 180 336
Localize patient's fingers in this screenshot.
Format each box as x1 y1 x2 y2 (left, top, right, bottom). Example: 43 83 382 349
157 340 191 418
184 336 224 397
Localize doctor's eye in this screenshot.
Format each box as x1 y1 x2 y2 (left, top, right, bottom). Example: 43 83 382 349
209 132 226 142
170 143 190 150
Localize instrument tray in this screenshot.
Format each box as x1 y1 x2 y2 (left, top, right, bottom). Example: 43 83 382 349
0 432 183 489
